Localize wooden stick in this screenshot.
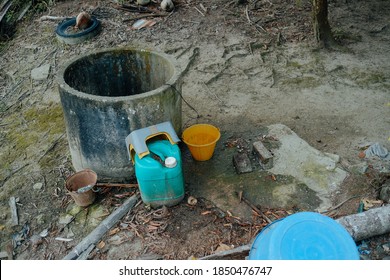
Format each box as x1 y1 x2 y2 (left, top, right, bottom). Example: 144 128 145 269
200 244 251 260
9 197 18 226
194 6 205 17
320 195 360 214
39 15 67 21
237 192 272 224
245 5 252 24
96 183 138 188
63 194 139 260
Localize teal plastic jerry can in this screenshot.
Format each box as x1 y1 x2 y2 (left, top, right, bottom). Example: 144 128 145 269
134 140 184 208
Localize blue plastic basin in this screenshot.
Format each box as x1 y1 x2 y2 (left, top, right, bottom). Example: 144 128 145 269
249 212 360 260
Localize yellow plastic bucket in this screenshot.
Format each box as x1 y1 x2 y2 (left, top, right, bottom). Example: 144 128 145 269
182 124 221 161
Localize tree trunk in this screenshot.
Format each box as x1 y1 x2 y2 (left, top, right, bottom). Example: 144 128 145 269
313 0 335 47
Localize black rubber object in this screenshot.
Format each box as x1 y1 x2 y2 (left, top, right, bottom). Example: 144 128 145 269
56 17 100 43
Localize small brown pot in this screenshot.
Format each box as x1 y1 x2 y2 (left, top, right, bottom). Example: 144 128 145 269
65 169 97 206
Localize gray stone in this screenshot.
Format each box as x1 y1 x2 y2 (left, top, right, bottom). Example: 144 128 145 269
252 141 273 169
58 214 74 225
233 153 253 174
382 243 390 252
380 184 390 203
31 64 51 81
33 182 43 190
0 251 9 259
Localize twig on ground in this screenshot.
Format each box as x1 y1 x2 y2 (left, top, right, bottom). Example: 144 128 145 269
194 6 205 17
269 68 276 88
39 15 67 21
38 48 57 68
163 10 175 23
123 13 167 22
1 163 29 186
245 5 266 33
202 82 223 102
320 195 360 214
199 3 207 13
38 133 65 163
248 42 253 55
237 192 272 224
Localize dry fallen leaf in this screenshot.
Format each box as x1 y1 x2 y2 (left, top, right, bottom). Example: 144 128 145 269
108 227 120 236
97 240 105 249
215 243 233 253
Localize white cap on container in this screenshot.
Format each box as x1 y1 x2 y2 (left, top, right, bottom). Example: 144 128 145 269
164 157 177 168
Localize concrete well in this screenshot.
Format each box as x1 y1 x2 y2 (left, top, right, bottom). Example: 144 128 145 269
57 48 183 180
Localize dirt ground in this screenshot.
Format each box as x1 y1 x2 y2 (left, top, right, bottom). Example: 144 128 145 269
0 0 389 260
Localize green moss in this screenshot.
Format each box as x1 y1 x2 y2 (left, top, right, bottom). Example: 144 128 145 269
350 69 389 89
24 104 64 135
281 76 321 89
5 104 64 151
333 28 362 44
357 72 386 86
1 103 65 173
286 61 303 69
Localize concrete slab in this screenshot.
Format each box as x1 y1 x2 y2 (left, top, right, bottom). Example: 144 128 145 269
267 124 348 212
183 123 348 219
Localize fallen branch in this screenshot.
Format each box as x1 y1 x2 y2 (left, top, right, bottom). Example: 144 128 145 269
39 15 67 21
63 194 139 260
1 163 29 186
202 82 223 102
77 244 95 260
200 244 251 260
9 197 18 226
336 205 390 242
